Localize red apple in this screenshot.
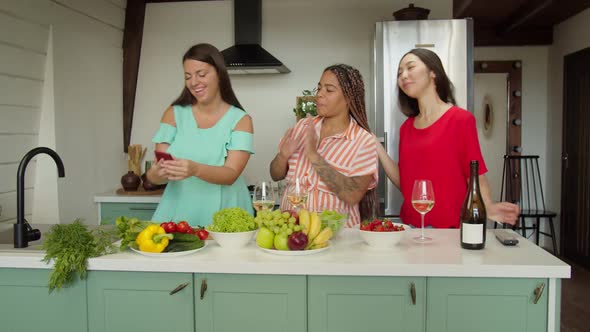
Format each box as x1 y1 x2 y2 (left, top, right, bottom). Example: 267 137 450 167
288 231 308 250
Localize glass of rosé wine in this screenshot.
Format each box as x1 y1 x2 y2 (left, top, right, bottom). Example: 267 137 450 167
253 181 277 212
286 177 308 211
411 179 435 243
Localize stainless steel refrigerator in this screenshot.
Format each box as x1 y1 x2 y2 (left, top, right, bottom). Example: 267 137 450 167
372 19 474 216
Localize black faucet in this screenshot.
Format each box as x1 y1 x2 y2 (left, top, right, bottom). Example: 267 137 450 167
14 147 65 248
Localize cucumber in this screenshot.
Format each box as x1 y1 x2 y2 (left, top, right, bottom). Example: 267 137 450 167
164 240 204 253
170 232 201 242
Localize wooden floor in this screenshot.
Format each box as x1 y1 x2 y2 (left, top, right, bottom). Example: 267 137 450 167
561 261 590 332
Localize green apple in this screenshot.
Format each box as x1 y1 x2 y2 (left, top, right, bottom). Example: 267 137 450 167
256 227 275 249
274 232 289 250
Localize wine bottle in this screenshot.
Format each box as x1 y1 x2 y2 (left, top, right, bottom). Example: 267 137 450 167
460 160 487 249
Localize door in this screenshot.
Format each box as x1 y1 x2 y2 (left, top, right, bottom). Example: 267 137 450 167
0 268 87 332
308 276 425 332
195 274 306 332
427 277 548 332
87 271 194 332
562 47 590 268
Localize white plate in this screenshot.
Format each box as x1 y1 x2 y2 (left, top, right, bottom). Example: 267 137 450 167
130 241 207 257
256 242 330 256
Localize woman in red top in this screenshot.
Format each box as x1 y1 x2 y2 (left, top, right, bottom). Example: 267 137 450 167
377 48 519 228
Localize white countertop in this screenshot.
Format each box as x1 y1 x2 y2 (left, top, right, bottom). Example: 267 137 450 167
0 228 570 278
94 190 161 203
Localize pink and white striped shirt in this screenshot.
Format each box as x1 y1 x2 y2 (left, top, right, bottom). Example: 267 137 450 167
279 116 378 226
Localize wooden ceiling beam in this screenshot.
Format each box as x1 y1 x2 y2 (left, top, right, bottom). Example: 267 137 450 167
501 0 555 33
145 0 219 3
122 0 146 153
453 0 473 18
475 25 553 46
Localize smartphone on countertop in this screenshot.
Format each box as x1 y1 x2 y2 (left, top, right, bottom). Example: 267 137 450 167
495 229 519 246
155 151 173 161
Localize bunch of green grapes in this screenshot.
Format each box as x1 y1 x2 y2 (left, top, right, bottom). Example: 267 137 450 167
254 210 301 236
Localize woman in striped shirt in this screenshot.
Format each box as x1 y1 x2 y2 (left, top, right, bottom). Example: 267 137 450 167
270 64 378 227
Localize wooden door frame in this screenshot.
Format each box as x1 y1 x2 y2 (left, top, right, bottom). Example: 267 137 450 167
474 61 523 203
474 61 522 156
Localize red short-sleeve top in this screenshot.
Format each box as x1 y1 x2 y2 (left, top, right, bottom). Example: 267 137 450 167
398 106 488 228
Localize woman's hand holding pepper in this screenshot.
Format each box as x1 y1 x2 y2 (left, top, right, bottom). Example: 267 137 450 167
162 159 199 181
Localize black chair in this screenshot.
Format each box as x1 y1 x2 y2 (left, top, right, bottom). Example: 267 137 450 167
497 155 558 255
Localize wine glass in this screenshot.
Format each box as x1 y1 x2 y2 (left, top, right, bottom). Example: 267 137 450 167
286 177 309 211
411 179 435 243
253 181 277 213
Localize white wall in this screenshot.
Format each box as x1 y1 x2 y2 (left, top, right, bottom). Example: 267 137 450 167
0 0 127 225
132 0 452 186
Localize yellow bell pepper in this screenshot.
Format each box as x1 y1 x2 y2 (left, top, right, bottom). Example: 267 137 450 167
135 224 173 253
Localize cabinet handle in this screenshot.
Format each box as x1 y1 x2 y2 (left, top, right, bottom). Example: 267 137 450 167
169 282 189 295
533 282 545 304
410 282 416 305
200 279 208 300
129 207 157 211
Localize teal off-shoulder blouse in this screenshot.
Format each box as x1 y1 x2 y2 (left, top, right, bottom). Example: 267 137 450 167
151 104 254 226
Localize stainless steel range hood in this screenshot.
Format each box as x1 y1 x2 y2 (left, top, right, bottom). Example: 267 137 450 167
221 0 290 74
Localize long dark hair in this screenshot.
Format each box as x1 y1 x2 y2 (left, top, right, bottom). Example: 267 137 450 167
398 48 456 117
171 43 244 110
323 64 376 221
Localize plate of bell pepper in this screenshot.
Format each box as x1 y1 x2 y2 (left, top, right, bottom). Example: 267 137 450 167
119 219 207 257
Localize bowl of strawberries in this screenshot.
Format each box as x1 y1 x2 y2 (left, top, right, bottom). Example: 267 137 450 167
359 218 406 248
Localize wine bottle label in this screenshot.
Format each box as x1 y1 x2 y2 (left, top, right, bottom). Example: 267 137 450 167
462 223 484 244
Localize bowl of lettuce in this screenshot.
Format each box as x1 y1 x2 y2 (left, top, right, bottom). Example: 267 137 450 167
320 210 348 237
206 207 257 249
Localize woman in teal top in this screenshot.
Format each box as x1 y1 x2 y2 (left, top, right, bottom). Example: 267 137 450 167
146 43 254 226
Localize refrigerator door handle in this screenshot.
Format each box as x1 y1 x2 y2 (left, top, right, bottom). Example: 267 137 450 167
378 132 387 152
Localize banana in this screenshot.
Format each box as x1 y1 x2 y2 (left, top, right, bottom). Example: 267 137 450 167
299 209 310 235
307 212 321 243
311 227 334 247
309 241 329 250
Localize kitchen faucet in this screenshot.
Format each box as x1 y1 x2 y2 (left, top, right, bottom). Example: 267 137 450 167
14 147 65 248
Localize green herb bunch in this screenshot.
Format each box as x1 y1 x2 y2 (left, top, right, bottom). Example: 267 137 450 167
42 219 117 292
293 89 317 119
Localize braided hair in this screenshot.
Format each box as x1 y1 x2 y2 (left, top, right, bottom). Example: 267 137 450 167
323 64 377 221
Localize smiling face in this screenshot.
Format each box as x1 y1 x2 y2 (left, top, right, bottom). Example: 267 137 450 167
397 53 436 99
183 59 220 104
316 70 348 118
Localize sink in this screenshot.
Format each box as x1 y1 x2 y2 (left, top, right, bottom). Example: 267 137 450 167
0 223 55 253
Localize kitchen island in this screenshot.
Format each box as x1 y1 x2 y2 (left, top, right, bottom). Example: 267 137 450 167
0 228 570 332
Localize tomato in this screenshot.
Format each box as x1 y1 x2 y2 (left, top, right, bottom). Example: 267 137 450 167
186 227 195 235
176 221 190 233
161 222 177 233
196 229 209 240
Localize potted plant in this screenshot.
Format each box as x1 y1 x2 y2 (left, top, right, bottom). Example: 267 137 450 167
293 89 317 120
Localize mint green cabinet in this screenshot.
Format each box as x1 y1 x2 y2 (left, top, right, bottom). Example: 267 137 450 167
0 268 87 332
195 274 307 332
99 202 158 224
426 278 548 332
87 271 193 332
308 276 426 332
